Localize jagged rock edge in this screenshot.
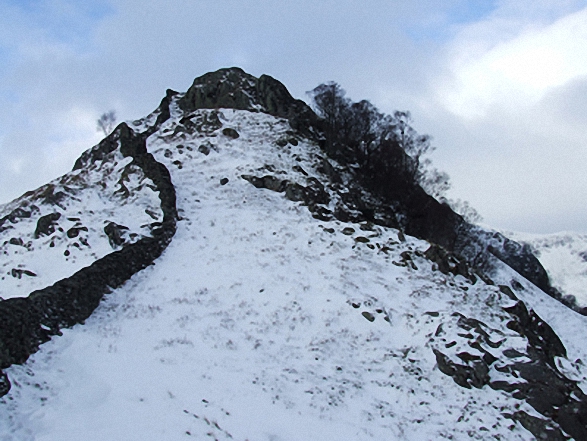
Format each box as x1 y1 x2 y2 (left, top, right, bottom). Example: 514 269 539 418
0 120 177 397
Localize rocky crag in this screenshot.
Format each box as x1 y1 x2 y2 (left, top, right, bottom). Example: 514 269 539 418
0 67 585 439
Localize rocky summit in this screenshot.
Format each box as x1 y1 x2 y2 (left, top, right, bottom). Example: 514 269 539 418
0 68 586 440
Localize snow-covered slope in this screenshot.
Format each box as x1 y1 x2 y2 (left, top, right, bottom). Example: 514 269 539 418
508 231 587 308
0 148 163 299
1 69 586 440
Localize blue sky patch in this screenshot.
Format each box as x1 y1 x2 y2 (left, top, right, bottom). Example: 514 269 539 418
2 0 114 51
406 0 498 42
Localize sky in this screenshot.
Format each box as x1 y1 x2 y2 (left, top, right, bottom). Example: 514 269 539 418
0 0 586 234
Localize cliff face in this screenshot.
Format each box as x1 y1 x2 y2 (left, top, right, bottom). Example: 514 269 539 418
0 68 586 440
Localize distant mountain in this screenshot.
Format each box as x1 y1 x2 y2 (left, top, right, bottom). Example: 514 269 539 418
1 68 586 440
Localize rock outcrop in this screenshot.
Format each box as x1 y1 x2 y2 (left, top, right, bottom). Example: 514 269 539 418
178 67 320 138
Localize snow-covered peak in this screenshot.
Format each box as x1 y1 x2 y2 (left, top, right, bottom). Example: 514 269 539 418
1 71 587 440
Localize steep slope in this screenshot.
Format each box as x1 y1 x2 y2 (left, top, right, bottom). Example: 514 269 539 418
507 231 587 308
1 68 586 440
0 145 163 299
0 121 177 395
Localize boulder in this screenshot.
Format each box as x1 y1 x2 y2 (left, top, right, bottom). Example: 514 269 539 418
34 213 61 238
104 222 129 248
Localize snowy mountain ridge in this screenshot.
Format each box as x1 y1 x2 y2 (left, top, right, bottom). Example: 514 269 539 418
0 68 586 440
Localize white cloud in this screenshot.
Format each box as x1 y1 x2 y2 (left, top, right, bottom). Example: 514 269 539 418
440 4 587 118
418 1 587 232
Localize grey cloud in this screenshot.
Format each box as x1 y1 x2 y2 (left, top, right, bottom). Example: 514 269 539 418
1 0 586 234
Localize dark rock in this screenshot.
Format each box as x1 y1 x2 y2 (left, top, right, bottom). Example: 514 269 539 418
502 300 566 361
220 178 229 186
309 205 332 221
506 411 568 441
177 68 319 140
425 244 476 283
284 183 307 202
362 311 375 322
104 222 129 248
342 227 355 236
39 186 67 207
242 175 287 192
292 165 308 176
222 128 240 139
9 238 24 246
179 68 259 112
198 144 211 155
502 348 526 359
241 174 330 213
10 269 37 279
0 206 37 233
511 279 524 291
34 213 61 238
0 371 10 396
400 251 412 261
434 349 489 389
180 111 222 135
498 285 518 301
66 226 88 239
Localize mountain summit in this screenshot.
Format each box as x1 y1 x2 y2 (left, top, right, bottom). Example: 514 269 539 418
0 68 586 440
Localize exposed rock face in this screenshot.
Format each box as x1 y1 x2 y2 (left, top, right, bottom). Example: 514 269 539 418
433 285 587 440
178 67 319 138
241 174 331 221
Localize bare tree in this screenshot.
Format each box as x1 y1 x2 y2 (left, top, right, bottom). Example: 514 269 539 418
448 198 483 223
391 110 434 174
97 110 117 137
418 162 451 199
